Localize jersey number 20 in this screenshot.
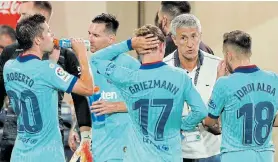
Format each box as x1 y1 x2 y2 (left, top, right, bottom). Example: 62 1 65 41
7 90 43 134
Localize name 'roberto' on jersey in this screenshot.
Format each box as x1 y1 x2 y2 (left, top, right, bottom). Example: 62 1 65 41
128 79 180 95
6 72 34 88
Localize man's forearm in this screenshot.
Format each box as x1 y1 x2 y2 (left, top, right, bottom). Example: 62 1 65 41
115 102 128 113
91 40 132 61
72 93 92 126
71 112 91 132
78 53 93 88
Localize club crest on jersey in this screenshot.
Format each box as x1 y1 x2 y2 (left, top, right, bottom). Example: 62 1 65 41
55 67 70 82
208 98 216 109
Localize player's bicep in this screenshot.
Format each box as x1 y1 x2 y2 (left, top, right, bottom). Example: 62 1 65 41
43 62 77 93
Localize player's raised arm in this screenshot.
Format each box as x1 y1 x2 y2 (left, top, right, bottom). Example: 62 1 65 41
90 34 159 61
70 39 94 96
43 39 94 96
181 74 208 131
91 35 159 86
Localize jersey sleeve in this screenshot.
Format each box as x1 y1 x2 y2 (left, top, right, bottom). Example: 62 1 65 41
92 59 138 88
42 61 78 93
91 39 138 87
118 53 141 70
208 78 226 119
90 39 133 62
181 74 208 131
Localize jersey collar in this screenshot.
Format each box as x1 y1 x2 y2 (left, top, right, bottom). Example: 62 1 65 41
17 54 41 62
140 61 166 70
233 65 259 73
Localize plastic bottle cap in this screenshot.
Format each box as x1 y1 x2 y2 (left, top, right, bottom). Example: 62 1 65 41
53 38 59 47
94 86 100 93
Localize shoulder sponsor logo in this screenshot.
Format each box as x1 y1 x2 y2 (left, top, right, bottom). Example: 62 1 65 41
55 67 70 82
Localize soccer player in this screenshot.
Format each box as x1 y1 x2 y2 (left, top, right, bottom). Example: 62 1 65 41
204 30 278 162
0 3 92 161
3 14 94 162
91 24 208 162
69 13 158 162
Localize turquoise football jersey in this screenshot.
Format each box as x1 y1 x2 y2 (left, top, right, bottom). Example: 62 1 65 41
89 48 140 162
90 40 208 162
208 65 278 154
3 54 77 162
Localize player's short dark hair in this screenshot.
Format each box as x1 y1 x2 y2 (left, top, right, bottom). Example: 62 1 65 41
161 1 191 20
22 1 52 15
92 13 119 34
223 30 252 54
16 14 46 51
0 25 16 42
135 24 165 44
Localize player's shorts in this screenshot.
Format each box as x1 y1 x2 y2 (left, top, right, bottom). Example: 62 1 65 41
220 150 274 162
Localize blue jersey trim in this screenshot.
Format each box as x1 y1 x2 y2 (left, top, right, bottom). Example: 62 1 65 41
234 65 259 73
17 54 41 62
66 76 78 93
140 61 166 70
208 113 219 119
127 39 133 50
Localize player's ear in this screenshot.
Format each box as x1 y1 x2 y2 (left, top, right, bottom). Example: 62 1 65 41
108 34 116 45
162 15 168 28
34 36 41 46
171 34 177 46
227 51 233 62
160 42 166 57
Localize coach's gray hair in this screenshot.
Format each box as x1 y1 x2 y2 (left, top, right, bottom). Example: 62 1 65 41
170 14 201 36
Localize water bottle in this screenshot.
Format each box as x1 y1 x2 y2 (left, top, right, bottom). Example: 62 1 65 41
89 86 105 128
53 38 90 51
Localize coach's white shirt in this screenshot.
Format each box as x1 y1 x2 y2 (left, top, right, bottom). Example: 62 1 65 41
163 50 221 159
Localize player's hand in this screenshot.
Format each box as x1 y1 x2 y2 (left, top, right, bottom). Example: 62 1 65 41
91 100 121 115
71 38 87 56
49 48 60 63
70 131 93 162
216 60 227 79
68 129 80 152
202 120 222 135
131 34 160 55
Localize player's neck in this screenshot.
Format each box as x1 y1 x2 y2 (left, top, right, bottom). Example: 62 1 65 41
232 59 252 70
141 53 162 64
179 55 198 72
22 48 43 59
